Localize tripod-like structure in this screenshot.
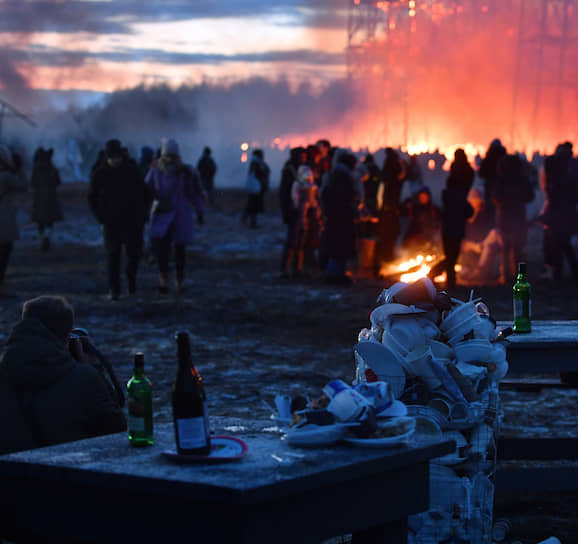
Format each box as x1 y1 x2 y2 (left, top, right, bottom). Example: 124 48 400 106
347 0 578 152
0 97 35 140
510 0 578 151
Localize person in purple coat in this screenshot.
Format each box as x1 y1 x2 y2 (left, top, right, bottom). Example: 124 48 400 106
145 139 205 294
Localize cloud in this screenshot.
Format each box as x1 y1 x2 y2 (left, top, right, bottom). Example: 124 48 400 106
0 0 347 34
8 44 343 68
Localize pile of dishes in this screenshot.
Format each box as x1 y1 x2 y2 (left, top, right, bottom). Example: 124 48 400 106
354 277 509 543
272 378 417 449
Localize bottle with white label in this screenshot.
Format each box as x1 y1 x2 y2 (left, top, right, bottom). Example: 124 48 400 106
172 331 211 455
127 352 154 446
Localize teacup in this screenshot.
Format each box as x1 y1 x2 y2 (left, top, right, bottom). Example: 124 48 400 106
405 345 442 390
440 301 477 332
327 387 370 422
428 339 455 361
385 317 427 355
322 379 351 400
274 395 292 421
472 315 496 341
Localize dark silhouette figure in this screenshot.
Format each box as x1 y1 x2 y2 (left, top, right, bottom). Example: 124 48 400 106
88 139 151 300
279 147 305 275
30 147 63 251
478 138 507 230
320 151 360 284
493 154 535 283
138 146 155 179
242 149 270 228
538 142 578 281
197 146 217 206
374 147 406 276
429 149 474 290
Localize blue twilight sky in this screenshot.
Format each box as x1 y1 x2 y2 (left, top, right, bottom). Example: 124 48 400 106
0 0 349 96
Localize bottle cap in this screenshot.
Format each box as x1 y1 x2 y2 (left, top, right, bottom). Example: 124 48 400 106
517 262 527 274
134 352 144 367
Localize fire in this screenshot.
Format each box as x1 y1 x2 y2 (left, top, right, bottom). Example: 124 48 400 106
381 253 461 283
398 254 432 282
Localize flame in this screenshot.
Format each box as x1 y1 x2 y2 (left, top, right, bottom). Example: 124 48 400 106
380 253 461 283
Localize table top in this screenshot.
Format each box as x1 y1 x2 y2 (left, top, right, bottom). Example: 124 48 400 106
497 320 578 347
0 417 453 503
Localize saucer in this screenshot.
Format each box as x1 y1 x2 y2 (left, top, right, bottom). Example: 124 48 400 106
162 436 248 462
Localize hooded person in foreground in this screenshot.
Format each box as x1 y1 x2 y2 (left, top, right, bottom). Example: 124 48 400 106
0 295 126 455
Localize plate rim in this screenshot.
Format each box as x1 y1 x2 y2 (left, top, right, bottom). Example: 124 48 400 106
343 427 415 447
161 435 248 461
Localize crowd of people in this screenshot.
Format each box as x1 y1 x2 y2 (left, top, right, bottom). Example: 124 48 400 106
0 138 215 301
0 134 576 459
274 138 578 288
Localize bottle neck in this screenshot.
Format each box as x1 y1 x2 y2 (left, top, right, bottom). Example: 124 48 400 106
516 272 528 283
133 365 145 378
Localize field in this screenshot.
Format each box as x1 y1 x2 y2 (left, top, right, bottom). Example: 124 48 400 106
1 182 578 543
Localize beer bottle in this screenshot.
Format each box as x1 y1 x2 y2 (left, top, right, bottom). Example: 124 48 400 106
127 352 154 446
513 262 531 333
172 331 211 455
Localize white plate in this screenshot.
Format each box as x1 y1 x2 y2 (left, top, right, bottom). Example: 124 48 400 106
343 427 414 448
286 424 348 448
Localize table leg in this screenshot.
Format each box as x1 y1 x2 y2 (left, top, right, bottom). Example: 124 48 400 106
351 518 408 544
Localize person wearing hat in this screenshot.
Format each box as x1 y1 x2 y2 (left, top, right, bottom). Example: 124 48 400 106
145 138 205 294
0 144 27 286
88 139 151 300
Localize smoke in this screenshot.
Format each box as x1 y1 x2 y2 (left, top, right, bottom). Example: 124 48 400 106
5 77 351 186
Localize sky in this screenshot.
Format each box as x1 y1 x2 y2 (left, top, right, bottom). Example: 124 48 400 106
2 0 577 166
0 0 349 98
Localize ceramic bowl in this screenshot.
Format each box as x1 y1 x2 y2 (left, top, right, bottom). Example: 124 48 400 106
453 339 494 363
440 301 477 332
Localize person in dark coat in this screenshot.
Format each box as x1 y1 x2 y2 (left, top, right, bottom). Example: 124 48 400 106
478 138 506 230
320 150 360 284
197 146 217 207
279 147 306 277
88 139 151 300
493 154 535 283
138 146 155 179
538 142 578 281
30 147 63 251
0 295 126 455
0 144 27 286
429 149 474 290
373 147 406 277
242 149 270 228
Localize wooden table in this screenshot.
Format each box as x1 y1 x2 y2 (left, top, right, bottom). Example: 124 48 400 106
498 320 578 373
496 320 578 493
0 417 453 544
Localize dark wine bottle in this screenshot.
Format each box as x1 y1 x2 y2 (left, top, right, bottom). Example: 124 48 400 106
172 331 211 455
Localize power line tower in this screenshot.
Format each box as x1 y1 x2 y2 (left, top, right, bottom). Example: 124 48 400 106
0 97 36 141
510 0 578 151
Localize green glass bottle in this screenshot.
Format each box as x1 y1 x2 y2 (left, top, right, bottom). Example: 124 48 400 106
127 352 154 446
513 262 531 333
